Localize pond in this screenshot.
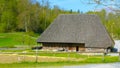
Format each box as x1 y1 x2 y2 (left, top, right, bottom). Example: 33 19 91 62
41 63 120 68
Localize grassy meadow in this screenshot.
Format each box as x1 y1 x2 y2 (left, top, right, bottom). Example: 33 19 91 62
0 32 38 47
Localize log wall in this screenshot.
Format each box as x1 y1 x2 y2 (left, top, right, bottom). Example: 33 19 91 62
42 43 85 52
42 43 105 52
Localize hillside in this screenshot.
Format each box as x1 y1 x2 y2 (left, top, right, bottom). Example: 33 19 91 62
0 32 38 48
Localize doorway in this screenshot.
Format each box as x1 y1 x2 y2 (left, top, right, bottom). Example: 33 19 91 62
76 46 79 52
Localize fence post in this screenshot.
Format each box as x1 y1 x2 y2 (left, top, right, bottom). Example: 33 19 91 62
68 52 70 60
35 49 38 63
23 51 26 62
102 49 106 62
118 52 120 61
102 52 105 62
53 51 55 56
87 53 89 58
17 56 21 62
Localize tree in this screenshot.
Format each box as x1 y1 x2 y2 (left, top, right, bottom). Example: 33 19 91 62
87 0 120 14
69 9 73 13
17 0 32 32
77 9 80 13
0 0 78 33
0 0 17 32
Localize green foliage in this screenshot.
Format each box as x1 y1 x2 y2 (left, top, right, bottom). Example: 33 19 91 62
87 9 120 39
0 32 37 47
0 0 78 34
0 0 120 39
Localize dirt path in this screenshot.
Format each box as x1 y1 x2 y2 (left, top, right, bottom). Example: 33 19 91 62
0 54 84 63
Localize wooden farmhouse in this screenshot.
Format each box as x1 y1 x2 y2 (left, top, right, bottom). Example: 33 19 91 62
37 14 114 52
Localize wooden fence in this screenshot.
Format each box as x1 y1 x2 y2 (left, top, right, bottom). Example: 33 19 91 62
0 51 120 63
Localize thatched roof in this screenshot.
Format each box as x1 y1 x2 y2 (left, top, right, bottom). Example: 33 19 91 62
37 14 114 48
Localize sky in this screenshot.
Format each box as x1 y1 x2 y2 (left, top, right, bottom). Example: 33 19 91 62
48 0 105 12
36 0 117 13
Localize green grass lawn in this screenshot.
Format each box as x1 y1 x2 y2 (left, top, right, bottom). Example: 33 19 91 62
0 62 69 68
0 32 38 47
0 56 119 68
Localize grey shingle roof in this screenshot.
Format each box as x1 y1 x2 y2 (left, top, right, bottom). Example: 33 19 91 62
37 14 114 48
